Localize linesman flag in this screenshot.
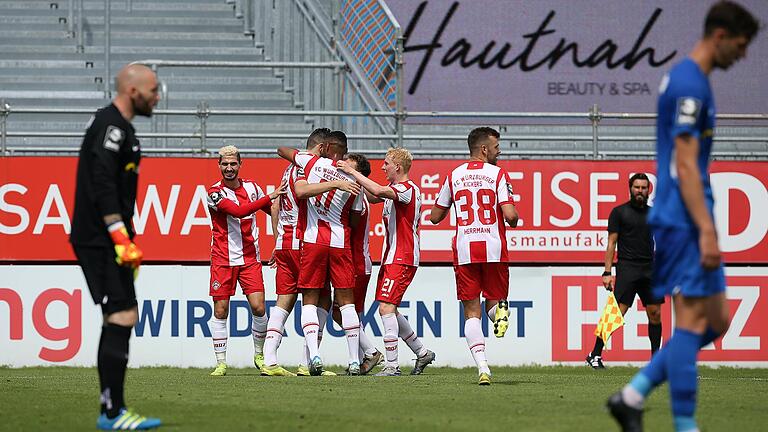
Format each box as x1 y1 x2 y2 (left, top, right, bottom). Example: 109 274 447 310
594 292 625 342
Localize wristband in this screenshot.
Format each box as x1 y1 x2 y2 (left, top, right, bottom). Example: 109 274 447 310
602 271 612 277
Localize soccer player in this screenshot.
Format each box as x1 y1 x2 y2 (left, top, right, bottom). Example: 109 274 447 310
70 64 162 429
206 145 286 377
607 3 759 431
586 173 661 369
330 152 384 375
338 148 435 376
262 129 360 377
277 131 365 375
429 127 519 386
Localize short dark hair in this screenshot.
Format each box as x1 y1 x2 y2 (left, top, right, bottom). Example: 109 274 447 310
306 127 331 149
344 153 371 177
704 1 760 40
467 127 500 153
629 173 650 189
327 130 349 156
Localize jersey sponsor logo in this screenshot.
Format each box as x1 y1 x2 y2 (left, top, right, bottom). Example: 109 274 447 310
103 126 124 152
209 191 223 205
675 97 700 125
250 193 257 201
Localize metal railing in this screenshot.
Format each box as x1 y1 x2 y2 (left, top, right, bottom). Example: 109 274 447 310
1 101 766 158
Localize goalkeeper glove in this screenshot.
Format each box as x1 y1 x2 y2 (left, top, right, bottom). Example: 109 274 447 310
108 221 143 267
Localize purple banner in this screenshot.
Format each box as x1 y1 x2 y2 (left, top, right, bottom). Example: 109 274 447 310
385 0 767 117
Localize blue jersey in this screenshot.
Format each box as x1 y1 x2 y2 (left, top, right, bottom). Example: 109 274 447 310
648 58 716 229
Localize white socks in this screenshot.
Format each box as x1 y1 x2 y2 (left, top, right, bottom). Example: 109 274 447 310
301 304 320 360
263 306 290 366
465 317 490 374
358 316 378 358
381 312 399 367
340 304 361 365
252 312 268 355
397 312 428 357
211 317 227 364
487 305 498 322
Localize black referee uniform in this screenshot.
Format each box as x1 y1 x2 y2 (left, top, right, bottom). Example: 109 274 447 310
608 201 661 308
70 103 140 314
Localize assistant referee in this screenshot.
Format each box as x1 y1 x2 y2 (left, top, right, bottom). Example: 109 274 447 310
586 173 662 369
69 64 162 430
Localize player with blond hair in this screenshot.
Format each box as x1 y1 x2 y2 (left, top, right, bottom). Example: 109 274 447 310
206 145 286 377
338 147 435 376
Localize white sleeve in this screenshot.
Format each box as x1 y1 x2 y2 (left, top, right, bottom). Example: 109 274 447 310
435 177 453 208
390 183 412 204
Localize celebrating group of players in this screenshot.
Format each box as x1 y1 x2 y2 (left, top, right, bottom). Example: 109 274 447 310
203 126 518 384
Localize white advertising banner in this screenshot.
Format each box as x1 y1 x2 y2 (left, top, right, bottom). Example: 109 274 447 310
1 265 766 368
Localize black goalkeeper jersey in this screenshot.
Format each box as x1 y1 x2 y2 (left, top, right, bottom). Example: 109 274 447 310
70 104 141 247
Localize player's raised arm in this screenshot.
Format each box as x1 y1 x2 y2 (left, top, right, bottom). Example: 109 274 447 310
337 160 395 201
293 178 360 200
277 146 299 163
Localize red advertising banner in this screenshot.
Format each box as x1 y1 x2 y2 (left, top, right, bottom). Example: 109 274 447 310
1 157 766 263
551 275 768 362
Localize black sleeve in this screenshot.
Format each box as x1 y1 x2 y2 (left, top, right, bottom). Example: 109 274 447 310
607 206 621 234
90 120 125 218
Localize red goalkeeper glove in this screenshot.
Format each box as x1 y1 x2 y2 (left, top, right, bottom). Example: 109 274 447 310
108 221 143 267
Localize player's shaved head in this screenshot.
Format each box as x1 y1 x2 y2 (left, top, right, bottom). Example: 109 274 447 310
115 64 155 95
113 63 159 119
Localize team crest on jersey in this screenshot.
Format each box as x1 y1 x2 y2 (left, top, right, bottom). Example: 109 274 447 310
676 97 701 126
209 191 223 205
103 125 124 152
212 280 220 291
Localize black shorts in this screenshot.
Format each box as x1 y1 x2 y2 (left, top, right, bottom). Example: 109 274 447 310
614 261 664 307
73 245 137 315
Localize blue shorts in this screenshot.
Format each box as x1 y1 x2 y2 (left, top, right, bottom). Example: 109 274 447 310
651 226 725 298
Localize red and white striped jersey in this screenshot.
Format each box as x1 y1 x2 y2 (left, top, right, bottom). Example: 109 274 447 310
207 179 267 266
435 161 515 265
293 151 363 249
381 180 421 266
351 194 372 275
274 163 302 251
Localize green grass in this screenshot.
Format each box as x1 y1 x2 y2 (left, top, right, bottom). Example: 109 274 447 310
1 366 767 431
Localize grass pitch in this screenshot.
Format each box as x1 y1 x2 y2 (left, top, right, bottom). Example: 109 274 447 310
1 366 767 431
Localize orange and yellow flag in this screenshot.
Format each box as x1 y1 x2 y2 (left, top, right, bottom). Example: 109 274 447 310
594 292 625 342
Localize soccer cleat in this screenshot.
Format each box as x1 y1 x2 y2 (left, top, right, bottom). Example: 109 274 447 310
478 372 491 386
253 354 265 371
493 300 510 338
261 364 297 376
410 349 436 375
606 391 643 432
296 365 310 376
321 370 337 376
360 350 384 375
586 353 606 369
375 365 402 376
309 355 324 376
347 362 361 376
97 408 162 430
210 363 227 376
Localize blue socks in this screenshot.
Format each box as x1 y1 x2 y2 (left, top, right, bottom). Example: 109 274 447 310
626 327 723 431
667 329 701 428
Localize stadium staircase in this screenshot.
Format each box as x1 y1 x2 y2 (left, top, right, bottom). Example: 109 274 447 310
0 0 311 150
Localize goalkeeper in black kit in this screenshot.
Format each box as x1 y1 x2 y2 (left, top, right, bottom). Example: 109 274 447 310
69 63 162 430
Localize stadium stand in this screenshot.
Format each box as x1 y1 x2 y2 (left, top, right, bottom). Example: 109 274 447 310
0 0 765 158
